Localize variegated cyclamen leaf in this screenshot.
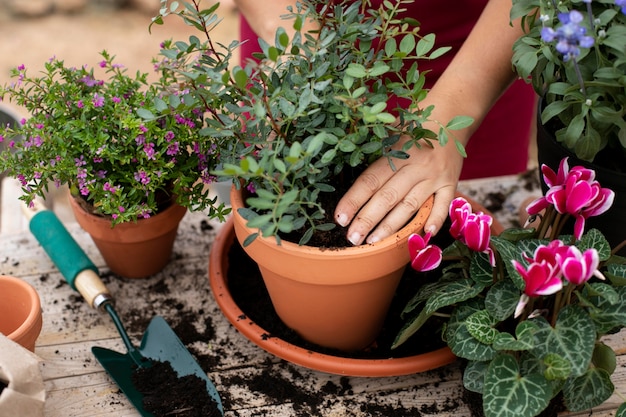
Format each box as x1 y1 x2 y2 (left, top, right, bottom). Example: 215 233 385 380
589 285 626 333
543 353 572 380
483 354 551 417
447 322 496 361
465 310 498 344
485 280 519 321
616 402 626 417
490 237 526 289
578 228 611 261
563 368 614 412
532 305 596 377
463 360 489 394
469 252 494 286
492 320 538 351
585 282 619 304
392 309 432 349
607 264 626 286
446 302 495 360
423 278 486 316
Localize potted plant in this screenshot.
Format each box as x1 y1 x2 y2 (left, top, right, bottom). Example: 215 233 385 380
153 0 471 351
0 50 230 278
510 0 626 252
394 156 626 417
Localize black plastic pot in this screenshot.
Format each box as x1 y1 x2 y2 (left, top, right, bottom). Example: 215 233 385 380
536 114 626 256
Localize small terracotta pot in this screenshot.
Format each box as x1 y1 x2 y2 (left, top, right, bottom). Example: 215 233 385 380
0 275 43 352
209 219 457 376
229 185 434 351
69 195 187 278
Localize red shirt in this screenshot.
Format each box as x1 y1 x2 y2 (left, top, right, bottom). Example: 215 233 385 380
239 0 536 179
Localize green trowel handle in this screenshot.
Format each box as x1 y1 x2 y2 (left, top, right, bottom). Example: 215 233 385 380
27 205 111 309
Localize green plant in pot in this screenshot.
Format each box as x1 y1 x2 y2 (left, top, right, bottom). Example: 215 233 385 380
394 156 626 417
155 0 472 352
0 50 230 277
511 0 626 252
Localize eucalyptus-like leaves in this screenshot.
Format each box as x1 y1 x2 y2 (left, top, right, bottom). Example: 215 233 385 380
397 157 626 417
155 0 473 245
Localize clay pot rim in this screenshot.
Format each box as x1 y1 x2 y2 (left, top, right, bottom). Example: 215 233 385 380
230 185 435 256
0 275 42 342
208 219 457 377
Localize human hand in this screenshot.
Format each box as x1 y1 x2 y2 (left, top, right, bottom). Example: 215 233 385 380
334 135 464 246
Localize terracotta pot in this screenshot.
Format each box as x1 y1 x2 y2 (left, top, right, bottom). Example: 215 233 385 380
229 185 434 351
0 275 43 352
208 218 457 376
69 195 187 278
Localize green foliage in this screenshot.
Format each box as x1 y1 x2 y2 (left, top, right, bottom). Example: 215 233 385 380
0 45 231 223
394 218 626 416
511 0 626 165
156 0 470 244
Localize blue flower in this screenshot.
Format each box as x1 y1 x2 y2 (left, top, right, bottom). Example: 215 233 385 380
541 10 595 61
617 0 626 14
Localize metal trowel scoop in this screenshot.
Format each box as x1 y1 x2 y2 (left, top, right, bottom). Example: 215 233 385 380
24 202 223 416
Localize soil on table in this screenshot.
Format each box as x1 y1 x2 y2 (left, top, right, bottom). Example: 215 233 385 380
131 359 221 417
227 235 450 359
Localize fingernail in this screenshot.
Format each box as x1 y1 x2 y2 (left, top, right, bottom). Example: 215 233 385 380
336 213 349 227
425 224 436 235
348 232 362 246
366 234 380 244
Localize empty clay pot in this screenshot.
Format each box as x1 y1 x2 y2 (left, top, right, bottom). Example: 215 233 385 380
0 275 43 352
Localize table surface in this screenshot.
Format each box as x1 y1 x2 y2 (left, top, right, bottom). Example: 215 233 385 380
2 170 626 417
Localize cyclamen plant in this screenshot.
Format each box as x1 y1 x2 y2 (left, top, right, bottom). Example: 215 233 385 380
511 0 626 165
395 157 626 417
0 50 230 224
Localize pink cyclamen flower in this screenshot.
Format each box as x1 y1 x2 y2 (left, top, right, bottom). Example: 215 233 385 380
449 197 494 264
559 246 604 285
526 158 615 239
408 232 442 272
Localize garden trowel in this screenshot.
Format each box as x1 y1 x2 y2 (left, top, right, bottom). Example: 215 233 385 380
23 202 223 416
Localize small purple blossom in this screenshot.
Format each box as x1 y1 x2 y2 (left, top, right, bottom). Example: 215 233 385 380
144 142 156 160
617 0 626 14
541 10 595 61
92 93 105 108
134 170 151 185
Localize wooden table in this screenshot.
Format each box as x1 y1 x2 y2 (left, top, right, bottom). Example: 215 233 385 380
2 170 625 416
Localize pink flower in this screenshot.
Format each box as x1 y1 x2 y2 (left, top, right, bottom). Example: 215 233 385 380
408 232 442 272
449 197 494 264
560 246 604 285
526 157 615 239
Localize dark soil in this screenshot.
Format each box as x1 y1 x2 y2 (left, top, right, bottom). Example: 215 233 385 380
227 234 450 359
131 359 221 417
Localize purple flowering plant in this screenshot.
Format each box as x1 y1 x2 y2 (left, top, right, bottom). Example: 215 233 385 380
511 0 626 166
0 50 230 224
395 157 626 417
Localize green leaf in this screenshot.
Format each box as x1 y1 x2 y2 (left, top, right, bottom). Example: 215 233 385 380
463 360 489 394
465 310 498 344
616 402 626 417
563 368 614 412
399 34 416 55
490 237 526 290
532 305 596 377
445 115 474 130
415 33 435 57
492 320 538 351
485 280 519 321
592 342 616 375
483 354 551 417
543 353 572 380
346 63 367 78
233 67 249 89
